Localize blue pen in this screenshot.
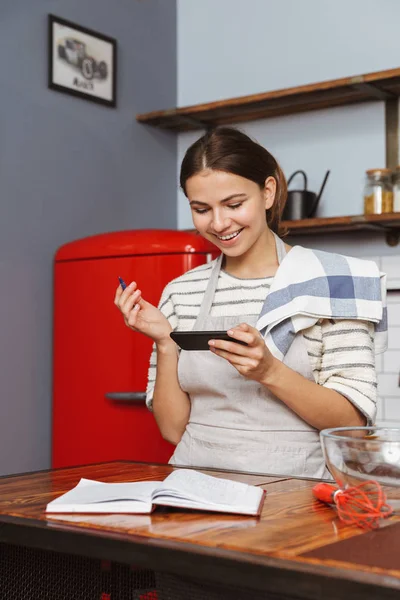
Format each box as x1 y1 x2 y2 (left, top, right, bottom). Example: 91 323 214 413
118 276 127 290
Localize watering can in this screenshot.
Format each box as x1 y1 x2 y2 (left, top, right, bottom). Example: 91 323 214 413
283 170 330 220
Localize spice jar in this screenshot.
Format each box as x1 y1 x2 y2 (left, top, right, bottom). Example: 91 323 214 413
392 166 400 212
363 168 393 215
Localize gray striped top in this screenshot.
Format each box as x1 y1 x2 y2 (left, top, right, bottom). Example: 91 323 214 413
146 260 377 424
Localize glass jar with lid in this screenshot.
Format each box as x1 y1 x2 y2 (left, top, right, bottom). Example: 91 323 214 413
363 168 393 215
392 166 400 212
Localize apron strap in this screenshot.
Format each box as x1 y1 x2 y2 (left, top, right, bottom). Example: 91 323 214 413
194 253 223 328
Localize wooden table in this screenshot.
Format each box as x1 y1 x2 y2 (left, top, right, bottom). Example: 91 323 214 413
0 460 399 600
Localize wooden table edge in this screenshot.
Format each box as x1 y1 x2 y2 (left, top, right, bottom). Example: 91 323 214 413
1 512 400 600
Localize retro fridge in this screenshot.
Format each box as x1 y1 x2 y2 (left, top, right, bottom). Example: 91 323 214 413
52 229 216 468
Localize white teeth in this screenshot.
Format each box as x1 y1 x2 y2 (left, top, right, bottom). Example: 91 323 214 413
218 229 242 241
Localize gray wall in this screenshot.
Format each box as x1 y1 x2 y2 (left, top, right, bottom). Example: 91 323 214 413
177 0 400 107
0 0 177 475
176 0 400 258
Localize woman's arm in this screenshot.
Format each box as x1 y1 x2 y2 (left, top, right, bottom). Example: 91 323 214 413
151 340 191 445
115 280 191 444
209 320 376 430
261 359 367 429
305 319 377 426
144 286 191 445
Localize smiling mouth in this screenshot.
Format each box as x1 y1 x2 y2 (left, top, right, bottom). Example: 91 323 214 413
216 228 244 241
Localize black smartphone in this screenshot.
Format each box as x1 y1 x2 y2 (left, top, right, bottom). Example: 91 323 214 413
170 330 248 351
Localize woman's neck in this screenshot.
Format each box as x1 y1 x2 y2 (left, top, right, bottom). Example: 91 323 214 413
223 229 280 279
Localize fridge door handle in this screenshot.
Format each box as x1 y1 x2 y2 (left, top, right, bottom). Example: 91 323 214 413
105 392 146 403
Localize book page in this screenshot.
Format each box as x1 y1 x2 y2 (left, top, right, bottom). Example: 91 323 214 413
152 470 263 510
47 478 160 508
48 513 152 527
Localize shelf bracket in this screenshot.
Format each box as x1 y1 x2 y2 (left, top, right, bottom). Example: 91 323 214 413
350 79 396 101
385 230 400 246
385 98 399 170
358 220 400 246
327 216 400 246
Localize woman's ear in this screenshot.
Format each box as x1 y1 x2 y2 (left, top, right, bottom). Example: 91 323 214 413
263 176 276 210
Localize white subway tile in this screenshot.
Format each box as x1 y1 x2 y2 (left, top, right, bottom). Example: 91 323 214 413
377 373 400 397
383 397 400 421
383 350 400 373
375 353 384 373
388 326 400 350
381 255 400 277
387 302 400 327
375 418 400 428
376 397 384 420
381 256 400 290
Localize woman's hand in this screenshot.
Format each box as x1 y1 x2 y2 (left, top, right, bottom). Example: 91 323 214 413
114 282 172 344
208 323 277 383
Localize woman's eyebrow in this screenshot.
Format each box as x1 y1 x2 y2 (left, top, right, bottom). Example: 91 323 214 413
189 193 247 206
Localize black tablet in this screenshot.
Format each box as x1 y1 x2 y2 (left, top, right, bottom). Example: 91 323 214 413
170 331 248 351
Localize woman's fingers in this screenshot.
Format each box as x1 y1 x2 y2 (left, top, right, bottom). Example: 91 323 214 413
123 289 141 313
226 324 263 347
122 290 141 326
114 282 143 329
210 346 251 365
209 322 266 369
114 286 122 303
127 303 141 327
115 282 136 308
209 323 273 382
209 338 248 356
208 323 263 354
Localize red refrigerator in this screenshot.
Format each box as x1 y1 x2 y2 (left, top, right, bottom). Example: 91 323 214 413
52 229 216 468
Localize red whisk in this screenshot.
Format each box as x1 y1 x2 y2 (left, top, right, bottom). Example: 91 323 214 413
312 480 393 529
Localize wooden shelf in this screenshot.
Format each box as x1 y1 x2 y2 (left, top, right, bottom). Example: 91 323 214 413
187 214 400 246
136 67 400 131
137 68 400 245
282 212 400 234
282 213 400 245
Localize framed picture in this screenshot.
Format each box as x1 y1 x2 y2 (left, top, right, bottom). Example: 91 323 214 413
48 14 117 108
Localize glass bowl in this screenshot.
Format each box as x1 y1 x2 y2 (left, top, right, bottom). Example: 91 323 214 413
320 427 400 510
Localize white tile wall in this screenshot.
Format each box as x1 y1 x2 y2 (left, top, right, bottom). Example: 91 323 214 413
375 352 383 373
384 351 400 373
382 256 400 291
377 373 400 397
375 258 400 427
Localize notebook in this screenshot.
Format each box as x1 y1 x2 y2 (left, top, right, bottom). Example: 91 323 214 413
45 469 266 517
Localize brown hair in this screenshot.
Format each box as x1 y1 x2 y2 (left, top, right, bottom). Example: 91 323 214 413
180 127 287 234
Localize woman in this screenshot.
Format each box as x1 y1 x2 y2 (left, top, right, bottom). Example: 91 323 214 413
115 127 384 478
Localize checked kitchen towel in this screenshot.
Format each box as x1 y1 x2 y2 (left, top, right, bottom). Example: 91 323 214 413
256 245 387 360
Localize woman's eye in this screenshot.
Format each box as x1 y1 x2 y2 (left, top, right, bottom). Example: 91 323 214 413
193 207 209 214
228 203 242 210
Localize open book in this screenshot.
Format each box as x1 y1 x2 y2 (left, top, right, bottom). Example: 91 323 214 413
45 469 266 517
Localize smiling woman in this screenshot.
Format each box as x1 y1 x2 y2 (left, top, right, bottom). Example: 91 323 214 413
181 126 286 239
186 170 278 277
114 127 386 479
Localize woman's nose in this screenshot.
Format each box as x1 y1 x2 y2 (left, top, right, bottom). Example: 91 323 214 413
211 211 230 232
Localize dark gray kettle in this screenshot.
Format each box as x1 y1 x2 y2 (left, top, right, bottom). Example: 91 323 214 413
283 169 330 220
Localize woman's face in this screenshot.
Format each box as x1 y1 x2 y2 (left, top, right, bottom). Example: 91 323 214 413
186 169 276 258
